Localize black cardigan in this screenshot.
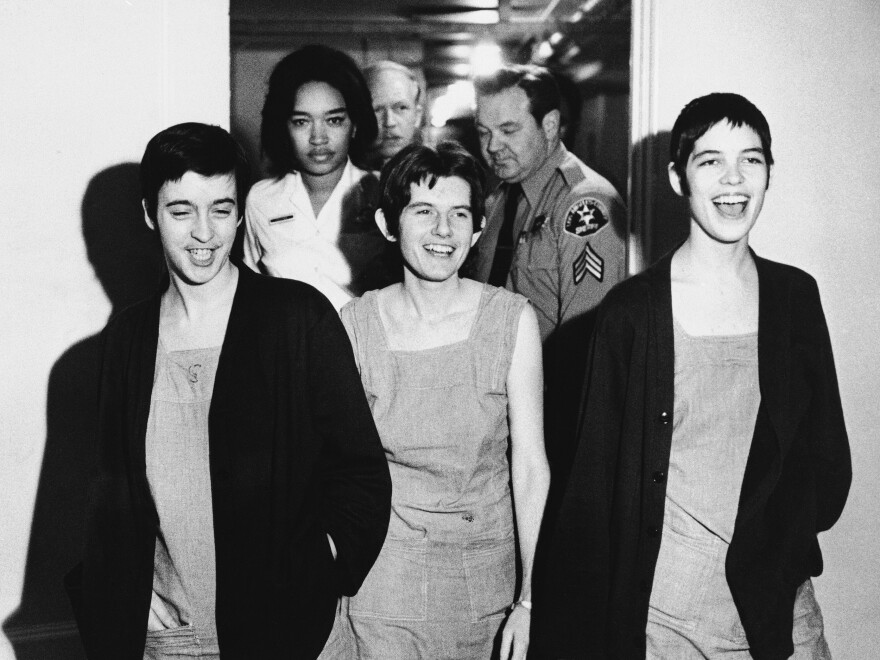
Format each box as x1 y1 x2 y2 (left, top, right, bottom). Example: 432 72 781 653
70 267 391 659
534 250 851 659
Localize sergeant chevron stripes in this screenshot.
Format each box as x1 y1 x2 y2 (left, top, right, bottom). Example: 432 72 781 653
573 242 604 284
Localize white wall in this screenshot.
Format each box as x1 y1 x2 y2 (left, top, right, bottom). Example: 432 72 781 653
641 0 880 656
0 1 229 657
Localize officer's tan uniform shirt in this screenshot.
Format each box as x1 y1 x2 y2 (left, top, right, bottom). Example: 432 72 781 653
474 144 627 342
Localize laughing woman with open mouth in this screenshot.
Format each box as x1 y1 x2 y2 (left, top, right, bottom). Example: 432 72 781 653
538 94 851 660
68 123 391 659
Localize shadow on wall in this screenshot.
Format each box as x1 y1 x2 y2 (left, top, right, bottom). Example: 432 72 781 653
633 130 691 265
3 163 165 659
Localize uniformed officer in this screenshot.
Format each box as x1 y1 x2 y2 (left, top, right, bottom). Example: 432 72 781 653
473 63 627 510
473 64 626 342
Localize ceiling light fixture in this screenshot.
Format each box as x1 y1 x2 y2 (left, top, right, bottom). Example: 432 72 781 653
430 80 476 127
571 61 603 82
410 9 499 24
470 42 503 77
535 40 554 61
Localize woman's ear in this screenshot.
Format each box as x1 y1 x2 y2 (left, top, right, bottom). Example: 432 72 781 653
375 208 397 242
143 199 156 231
667 163 685 197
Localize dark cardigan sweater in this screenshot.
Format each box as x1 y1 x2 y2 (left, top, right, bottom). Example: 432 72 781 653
69 266 392 659
534 249 851 659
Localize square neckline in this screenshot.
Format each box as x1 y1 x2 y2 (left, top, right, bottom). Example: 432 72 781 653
672 316 758 342
370 284 492 354
157 336 223 356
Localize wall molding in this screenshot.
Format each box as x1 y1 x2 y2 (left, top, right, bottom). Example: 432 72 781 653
628 0 659 273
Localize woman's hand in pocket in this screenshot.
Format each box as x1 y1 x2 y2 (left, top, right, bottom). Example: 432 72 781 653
147 590 183 631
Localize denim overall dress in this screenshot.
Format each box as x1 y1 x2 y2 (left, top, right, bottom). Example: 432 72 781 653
646 320 830 658
143 342 221 659
339 285 527 659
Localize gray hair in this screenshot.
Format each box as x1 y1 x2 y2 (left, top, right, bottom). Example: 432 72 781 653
363 60 425 107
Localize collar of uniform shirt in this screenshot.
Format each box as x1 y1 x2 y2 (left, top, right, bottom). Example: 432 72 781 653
520 142 567 210
290 158 356 224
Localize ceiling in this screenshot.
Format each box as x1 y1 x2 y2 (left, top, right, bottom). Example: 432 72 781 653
231 0 630 88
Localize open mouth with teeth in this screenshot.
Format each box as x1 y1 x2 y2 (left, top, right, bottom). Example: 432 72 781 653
424 243 455 256
713 194 749 218
187 248 216 263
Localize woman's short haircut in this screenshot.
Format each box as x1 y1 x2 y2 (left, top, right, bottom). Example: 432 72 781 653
670 92 774 195
378 141 486 238
140 122 251 221
261 45 378 175
473 64 561 127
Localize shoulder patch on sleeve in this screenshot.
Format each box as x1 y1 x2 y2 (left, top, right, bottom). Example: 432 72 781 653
564 197 609 238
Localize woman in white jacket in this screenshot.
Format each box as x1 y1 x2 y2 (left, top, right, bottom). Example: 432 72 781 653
244 45 398 310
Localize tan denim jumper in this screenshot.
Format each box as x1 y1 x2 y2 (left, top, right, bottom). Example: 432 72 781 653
339 285 527 659
647 320 830 658
144 343 221 659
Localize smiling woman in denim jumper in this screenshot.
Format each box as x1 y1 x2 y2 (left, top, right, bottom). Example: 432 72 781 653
339 142 550 660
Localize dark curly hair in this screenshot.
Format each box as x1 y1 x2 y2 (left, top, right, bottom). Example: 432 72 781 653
378 141 486 238
260 45 378 176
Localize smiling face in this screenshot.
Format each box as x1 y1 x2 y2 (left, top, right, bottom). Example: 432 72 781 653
670 121 772 246
383 176 480 284
476 85 556 184
145 171 239 288
288 81 353 178
370 69 422 162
